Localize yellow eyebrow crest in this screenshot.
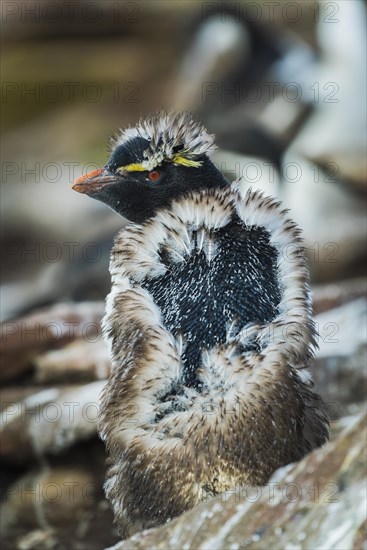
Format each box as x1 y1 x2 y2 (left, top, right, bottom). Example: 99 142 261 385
117 163 146 172
117 155 202 173
173 155 202 168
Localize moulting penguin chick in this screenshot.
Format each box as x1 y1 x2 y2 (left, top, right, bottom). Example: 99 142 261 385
72 112 329 537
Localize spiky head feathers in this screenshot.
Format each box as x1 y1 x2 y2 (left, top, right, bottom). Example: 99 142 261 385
111 111 217 172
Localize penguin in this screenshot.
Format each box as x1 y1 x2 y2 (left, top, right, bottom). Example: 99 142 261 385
72 111 329 537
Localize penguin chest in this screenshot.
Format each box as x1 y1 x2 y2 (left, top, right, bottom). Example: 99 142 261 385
142 218 281 386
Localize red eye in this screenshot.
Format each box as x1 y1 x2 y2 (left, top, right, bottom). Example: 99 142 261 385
148 170 161 182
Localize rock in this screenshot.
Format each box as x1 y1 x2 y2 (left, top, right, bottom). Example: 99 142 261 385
1 466 119 550
0 387 45 411
0 302 104 382
311 298 367 417
1 468 95 530
312 277 366 315
315 298 367 363
1 218 117 321
34 338 110 384
280 154 366 282
107 413 366 550
0 381 105 463
15 528 57 550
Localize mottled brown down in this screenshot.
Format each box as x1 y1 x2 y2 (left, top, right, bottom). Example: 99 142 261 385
99 184 329 537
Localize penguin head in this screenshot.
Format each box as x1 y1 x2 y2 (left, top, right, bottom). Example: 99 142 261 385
72 112 228 223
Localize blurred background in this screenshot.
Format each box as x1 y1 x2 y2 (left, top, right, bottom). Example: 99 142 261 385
1 1 366 549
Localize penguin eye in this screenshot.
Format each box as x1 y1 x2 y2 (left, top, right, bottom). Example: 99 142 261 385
148 170 161 182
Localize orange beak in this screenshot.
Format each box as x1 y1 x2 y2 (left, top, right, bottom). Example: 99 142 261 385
72 168 118 195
